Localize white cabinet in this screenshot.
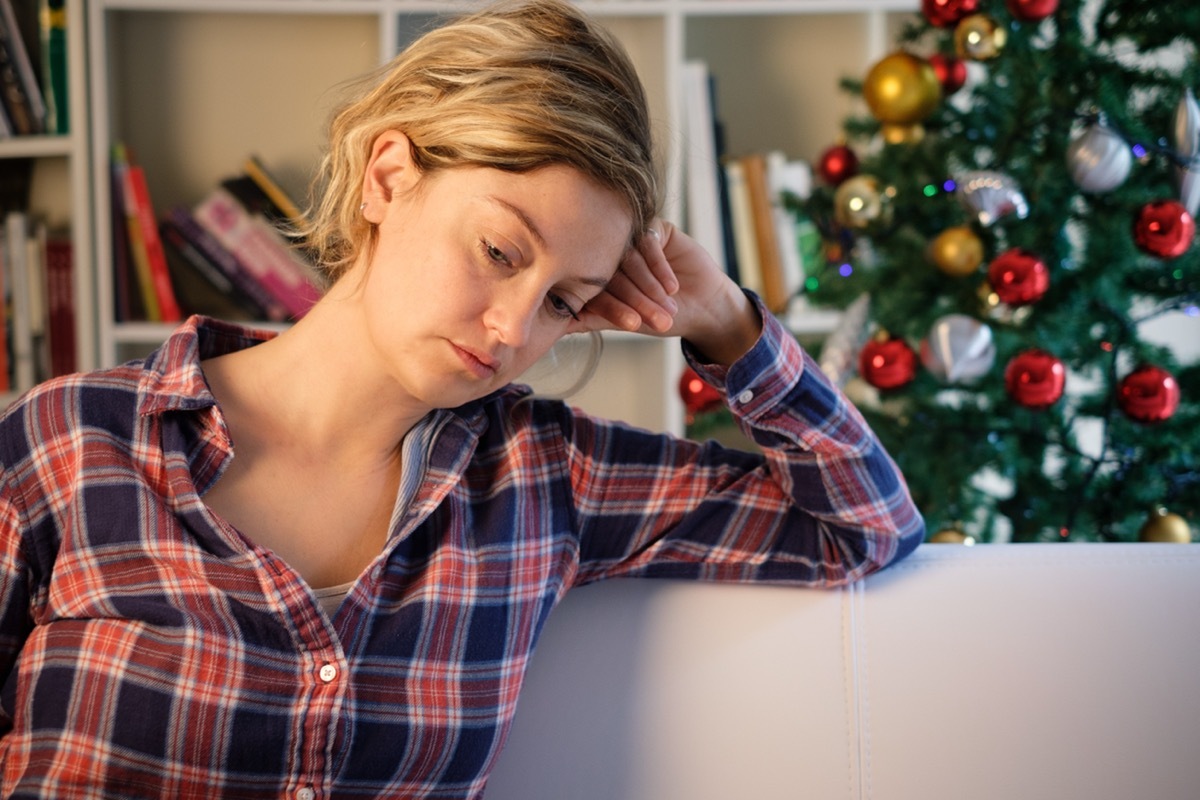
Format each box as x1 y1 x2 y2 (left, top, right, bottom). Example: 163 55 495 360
85 0 915 434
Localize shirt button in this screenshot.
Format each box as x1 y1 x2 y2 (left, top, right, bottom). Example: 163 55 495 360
736 389 754 405
318 664 338 683
296 788 315 800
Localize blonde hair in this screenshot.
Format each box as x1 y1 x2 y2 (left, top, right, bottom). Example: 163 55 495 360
304 0 660 281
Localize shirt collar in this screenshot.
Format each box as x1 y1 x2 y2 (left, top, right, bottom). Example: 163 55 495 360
136 315 276 417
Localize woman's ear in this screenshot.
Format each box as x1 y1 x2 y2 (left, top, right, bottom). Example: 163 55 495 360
361 130 420 222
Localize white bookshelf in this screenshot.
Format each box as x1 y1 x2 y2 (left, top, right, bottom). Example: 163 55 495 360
0 0 94 406
84 0 917 434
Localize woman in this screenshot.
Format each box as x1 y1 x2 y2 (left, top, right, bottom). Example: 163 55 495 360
0 1 923 796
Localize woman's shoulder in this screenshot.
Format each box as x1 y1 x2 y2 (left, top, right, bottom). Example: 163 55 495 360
1 363 146 446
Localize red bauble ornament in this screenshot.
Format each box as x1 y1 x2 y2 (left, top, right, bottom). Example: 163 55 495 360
1118 365 1180 423
1004 349 1065 408
858 334 917 390
1005 0 1059 22
922 0 980 27
817 144 860 186
1133 200 1196 259
928 53 968 95
987 248 1050 306
678 366 723 418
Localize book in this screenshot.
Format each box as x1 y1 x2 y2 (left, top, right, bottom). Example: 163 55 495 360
740 153 790 312
0 217 9 391
193 187 321 320
682 61 727 275
5 211 34 391
243 154 306 226
723 159 762 298
161 207 284 321
113 143 182 322
38 0 67 135
109 152 140 321
0 0 46 135
766 150 814 306
43 230 74 377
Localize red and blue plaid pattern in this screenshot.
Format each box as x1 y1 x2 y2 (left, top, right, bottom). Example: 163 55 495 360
0 305 921 798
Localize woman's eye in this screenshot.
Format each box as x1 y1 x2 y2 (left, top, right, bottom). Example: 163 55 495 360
482 240 512 266
546 293 580 321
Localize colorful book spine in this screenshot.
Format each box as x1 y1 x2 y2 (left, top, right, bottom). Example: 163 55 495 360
111 145 161 321
125 158 182 321
44 233 74 377
161 206 286 322
38 0 67 135
192 188 320 319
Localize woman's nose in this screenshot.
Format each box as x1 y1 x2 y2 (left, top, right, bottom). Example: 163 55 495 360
483 288 540 348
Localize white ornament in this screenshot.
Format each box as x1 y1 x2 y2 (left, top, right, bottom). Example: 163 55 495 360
1066 118 1132 193
955 171 1029 226
1173 88 1200 217
920 314 996 384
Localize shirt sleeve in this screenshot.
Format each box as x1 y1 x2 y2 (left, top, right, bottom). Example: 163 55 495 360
568 293 924 588
0 453 34 697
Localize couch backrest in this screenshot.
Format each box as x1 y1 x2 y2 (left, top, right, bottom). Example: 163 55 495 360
485 543 1200 800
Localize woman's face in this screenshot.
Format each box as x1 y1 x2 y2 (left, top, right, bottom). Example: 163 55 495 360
351 161 632 410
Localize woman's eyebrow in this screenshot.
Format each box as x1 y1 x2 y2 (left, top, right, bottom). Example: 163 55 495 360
486 195 546 248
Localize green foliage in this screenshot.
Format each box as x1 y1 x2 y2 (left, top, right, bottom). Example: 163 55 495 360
797 0 1200 542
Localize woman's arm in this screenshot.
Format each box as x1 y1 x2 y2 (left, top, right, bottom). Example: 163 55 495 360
566 224 924 588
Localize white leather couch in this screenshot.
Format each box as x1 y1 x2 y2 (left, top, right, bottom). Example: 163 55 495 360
485 543 1200 799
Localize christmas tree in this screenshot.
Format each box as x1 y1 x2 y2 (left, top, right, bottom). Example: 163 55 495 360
797 0 1199 542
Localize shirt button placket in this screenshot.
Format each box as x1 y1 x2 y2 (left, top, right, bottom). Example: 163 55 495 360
318 663 338 683
296 788 316 800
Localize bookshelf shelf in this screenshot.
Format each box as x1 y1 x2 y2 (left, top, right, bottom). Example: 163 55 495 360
83 0 916 434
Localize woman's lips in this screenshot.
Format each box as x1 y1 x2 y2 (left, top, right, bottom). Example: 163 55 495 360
451 342 500 379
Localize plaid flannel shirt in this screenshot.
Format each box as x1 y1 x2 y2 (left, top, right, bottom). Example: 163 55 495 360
0 304 922 798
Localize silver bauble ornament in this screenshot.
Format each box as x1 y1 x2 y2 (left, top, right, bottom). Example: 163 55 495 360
1173 88 1200 217
1066 117 1132 193
919 314 996 383
955 171 1029 226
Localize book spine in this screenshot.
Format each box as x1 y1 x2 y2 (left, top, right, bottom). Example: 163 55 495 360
0 21 35 135
126 161 182 321
5 211 34 392
44 233 74 377
193 188 320 319
113 146 161 321
0 0 46 133
159 209 285 321
38 0 67 135
723 159 762 298
243 155 304 223
165 206 287 322
741 153 789 313
0 216 10 391
682 61 727 275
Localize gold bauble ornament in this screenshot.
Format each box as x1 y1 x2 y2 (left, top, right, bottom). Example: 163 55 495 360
929 529 977 545
881 122 927 145
954 14 1007 60
834 175 892 230
929 226 984 276
862 52 942 125
1138 507 1193 543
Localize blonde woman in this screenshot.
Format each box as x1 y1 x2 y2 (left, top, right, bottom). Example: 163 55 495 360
0 1 923 796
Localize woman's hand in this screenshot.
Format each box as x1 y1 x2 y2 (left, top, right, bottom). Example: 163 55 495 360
573 220 762 366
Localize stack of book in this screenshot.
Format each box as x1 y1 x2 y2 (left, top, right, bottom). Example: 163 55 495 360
681 60 822 315
111 149 324 325
1 210 74 394
0 0 68 138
